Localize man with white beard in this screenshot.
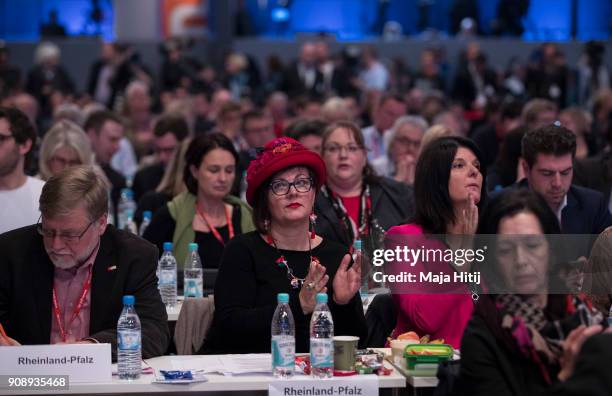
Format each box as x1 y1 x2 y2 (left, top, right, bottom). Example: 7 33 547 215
0 166 169 361
0 107 44 233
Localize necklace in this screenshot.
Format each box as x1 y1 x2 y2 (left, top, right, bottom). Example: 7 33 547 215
321 184 372 245
266 233 320 289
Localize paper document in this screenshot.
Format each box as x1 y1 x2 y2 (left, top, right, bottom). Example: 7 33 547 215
171 354 272 376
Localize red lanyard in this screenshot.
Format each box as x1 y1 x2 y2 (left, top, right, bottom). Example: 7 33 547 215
196 204 234 245
52 265 93 343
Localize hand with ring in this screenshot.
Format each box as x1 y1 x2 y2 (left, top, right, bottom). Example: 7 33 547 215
299 260 329 314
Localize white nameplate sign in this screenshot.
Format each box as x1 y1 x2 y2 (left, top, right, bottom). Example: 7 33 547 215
0 343 112 383
269 375 379 396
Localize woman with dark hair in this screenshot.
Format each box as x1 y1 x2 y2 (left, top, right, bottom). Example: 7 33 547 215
314 121 415 250
203 137 366 354
457 188 603 395
486 125 527 191
387 136 486 348
143 133 255 270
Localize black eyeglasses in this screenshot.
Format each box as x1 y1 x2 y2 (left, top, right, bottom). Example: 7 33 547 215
0 134 15 144
36 216 96 244
269 177 313 196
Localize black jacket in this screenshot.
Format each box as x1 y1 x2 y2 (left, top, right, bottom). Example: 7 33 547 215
314 177 415 247
0 225 170 360
548 333 612 396
282 61 325 98
503 179 612 235
456 314 553 396
132 162 165 202
573 152 612 206
203 232 367 354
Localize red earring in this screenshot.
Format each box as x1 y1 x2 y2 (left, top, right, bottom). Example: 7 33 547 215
309 213 317 239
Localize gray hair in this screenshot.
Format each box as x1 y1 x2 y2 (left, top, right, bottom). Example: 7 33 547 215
384 115 428 152
53 103 85 126
34 41 60 64
39 120 94 181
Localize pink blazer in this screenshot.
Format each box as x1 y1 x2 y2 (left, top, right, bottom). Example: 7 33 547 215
386 224 473 349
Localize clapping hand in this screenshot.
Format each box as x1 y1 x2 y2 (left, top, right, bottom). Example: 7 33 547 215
394 154 417 185
461 193 478 235
558 325 605 381
299 259 329 315
333 252 362 305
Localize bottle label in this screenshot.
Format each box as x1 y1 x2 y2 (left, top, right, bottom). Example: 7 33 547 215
272 335 295 369
184 278 203 298
310 338 333 368
159 269 176 285
118 330 141 350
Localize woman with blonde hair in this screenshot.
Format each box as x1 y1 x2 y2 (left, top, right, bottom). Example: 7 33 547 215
135 137 190 224
38 120 94 180
420 123 453 151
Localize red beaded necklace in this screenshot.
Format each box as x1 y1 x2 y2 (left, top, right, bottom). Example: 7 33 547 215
266 233 320 289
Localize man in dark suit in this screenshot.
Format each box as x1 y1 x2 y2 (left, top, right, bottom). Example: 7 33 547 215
132 113 189 202
518 124 612 234
573 122 612 209
0 166 169 360
283 42 325 98
84 110 127 224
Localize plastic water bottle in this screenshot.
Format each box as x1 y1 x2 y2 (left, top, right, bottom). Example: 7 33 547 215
139 211 152 236
158 242 177 308
117 188 136 230
184 243 203 298
271 293 295 378
310 293 334 378
354 239 368 304
107 192 115 226
240 170 248 202
117 295 141 380
123 209 138 234
608 304 612 327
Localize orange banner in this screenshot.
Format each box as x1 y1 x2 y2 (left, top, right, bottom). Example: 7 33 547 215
162 0 208 38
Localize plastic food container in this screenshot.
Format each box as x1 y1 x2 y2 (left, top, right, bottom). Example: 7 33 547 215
404 344 454 373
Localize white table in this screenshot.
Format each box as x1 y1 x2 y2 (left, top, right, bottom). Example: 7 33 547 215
2 355 406 395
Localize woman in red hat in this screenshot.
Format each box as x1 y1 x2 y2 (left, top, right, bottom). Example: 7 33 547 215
202 137 367 354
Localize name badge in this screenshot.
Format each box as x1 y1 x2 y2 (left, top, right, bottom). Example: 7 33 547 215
269 375 379 396
0 344 112 383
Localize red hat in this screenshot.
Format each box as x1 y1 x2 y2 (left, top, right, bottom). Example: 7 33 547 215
246 137 326 205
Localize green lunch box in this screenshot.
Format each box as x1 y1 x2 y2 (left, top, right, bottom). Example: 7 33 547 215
404 344 454 371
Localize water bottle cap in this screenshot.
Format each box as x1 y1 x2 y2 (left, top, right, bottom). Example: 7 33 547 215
163 242 173 251
143 211 152 219
353 239 362 249
123 295 135 305
315 293 328 303
188 243 198 252
277 293 289 303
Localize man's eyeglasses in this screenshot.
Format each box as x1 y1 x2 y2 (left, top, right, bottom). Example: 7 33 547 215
36 217 96 244
323 143 363 155
0 134 15 144
395 136 421 149
269 177 313 196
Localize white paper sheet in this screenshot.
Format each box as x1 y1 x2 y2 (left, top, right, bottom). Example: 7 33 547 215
170 354 272 376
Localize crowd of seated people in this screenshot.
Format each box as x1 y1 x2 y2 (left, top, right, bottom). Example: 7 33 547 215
1 37 612 394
